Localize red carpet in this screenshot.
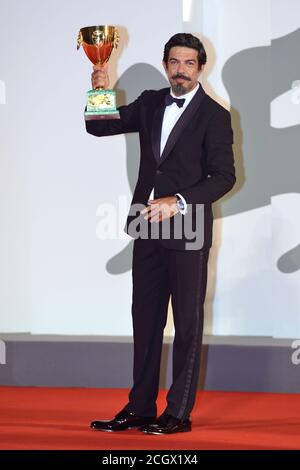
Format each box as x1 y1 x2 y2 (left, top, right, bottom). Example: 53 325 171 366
0 387 300 450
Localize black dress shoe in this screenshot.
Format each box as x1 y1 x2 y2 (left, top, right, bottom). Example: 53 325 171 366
90 409 156 432
140 412 192 435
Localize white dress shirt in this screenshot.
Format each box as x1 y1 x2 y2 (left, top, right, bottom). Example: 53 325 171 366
148 83 199 215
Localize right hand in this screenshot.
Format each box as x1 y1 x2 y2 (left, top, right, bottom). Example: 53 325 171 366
91 63 109 89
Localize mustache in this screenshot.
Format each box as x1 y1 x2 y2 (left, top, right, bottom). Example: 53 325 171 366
171 74 191 81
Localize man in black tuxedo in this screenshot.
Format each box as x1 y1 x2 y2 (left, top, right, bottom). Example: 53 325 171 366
88 34 235 435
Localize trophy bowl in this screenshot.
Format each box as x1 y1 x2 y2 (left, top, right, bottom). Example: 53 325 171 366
78 25 120 120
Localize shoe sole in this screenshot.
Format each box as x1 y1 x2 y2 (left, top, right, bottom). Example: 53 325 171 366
91 425 148 432
141 427 192 435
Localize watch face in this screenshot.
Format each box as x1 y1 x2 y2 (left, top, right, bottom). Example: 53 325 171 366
177 198 184 210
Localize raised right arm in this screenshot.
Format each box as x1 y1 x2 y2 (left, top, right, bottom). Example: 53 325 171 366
85 64 141 137
85 96 142 137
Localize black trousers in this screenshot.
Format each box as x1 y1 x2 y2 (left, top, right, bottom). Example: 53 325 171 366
124 238 209 420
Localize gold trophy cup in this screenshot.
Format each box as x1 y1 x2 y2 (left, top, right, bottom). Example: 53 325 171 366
77 25 120 120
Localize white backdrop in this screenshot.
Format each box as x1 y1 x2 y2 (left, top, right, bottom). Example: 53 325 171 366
0 0 299 337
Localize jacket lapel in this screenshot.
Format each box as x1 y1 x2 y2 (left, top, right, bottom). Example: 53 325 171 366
151 91 169 163
157 83 206 167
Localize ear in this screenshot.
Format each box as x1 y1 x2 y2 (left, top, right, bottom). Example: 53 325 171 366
162 60 168 72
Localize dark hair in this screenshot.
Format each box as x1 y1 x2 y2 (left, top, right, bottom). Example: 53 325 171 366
163 33 207 69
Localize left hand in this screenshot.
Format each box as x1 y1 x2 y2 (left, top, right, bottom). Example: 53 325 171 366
141 196 179 223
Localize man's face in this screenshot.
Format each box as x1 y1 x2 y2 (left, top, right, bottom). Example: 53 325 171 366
163 46 203 96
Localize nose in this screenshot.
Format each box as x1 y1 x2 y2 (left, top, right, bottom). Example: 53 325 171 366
177 62 186 73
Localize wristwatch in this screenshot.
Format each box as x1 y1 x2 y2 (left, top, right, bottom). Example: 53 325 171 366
175 194 185 212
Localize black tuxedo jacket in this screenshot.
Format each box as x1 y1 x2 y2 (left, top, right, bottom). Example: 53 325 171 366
86 84 235 250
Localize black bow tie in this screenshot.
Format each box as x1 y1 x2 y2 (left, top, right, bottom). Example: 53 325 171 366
165 94 185 108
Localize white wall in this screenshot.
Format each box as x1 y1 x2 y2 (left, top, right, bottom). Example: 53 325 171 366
0 0 182 334
0 0 299 337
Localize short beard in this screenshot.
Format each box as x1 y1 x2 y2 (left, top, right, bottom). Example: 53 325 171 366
171 83 188 96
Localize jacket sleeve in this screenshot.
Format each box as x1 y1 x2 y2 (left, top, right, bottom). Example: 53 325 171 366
85 91 144 137
179 108 236 205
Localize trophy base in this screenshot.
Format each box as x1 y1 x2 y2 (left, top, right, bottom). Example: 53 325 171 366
85 88 120 120
85 111 120 120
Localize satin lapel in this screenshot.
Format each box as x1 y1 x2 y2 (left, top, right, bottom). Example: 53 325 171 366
151 93 168 163
158 84 206 168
